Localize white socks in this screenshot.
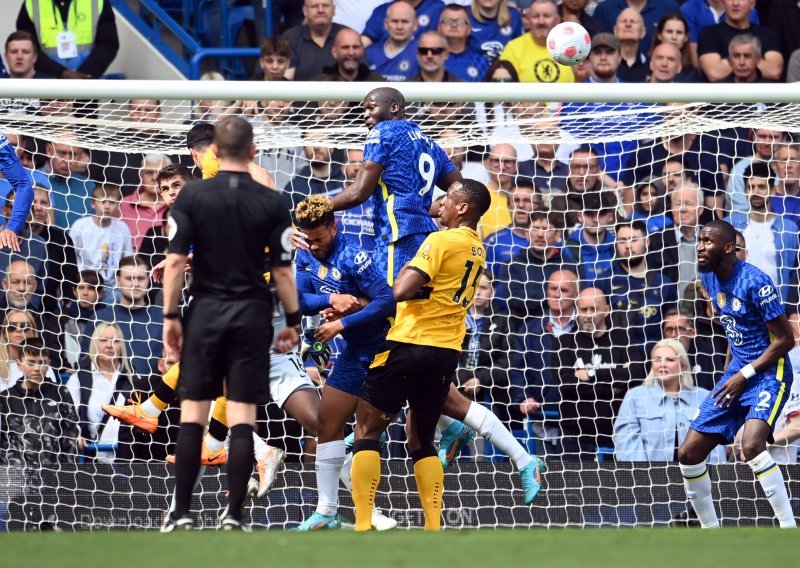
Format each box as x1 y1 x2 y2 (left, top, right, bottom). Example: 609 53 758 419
315 440 346 517
748 450 797 528
204 434 225 452
437 415 456 431
339 451 354 491
464 401 532 470
140 399 161 417
253 433 270 461
680 462 719 528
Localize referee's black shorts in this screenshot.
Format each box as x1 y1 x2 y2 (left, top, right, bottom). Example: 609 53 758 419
361 340 458 420
178 296 272 404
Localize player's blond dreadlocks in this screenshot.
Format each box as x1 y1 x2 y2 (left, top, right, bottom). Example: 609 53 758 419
294 195 336 230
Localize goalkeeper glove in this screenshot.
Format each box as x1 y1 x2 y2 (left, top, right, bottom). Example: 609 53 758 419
300 329 332 373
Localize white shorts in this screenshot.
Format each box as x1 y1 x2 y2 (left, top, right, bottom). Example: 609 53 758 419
269 350 316 408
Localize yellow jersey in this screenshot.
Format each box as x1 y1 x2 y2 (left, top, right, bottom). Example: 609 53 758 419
387 226 485 351
477 184 511 240
499 33 575 84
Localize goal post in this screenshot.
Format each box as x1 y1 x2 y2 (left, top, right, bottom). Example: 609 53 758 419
0 80 798 530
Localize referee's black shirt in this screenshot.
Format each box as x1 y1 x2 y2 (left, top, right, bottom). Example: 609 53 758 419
167 171 292 300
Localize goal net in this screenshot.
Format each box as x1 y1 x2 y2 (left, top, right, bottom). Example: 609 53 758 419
0 81 798 530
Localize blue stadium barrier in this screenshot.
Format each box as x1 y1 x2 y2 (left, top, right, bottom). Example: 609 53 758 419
189 47 260 80
78 444 119 464
596 446 616 462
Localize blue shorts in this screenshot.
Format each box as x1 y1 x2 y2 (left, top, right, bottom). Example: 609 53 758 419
374 233 429 283
690 371 792 443
325 346 378 397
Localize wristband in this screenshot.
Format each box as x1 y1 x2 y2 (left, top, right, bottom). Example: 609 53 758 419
741 363 757 379
285 310 302 327
163 312 180 320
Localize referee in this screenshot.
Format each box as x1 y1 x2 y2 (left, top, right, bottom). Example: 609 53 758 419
161 116 300 531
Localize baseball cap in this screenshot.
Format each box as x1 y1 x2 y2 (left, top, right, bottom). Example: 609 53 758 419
591 33 621 52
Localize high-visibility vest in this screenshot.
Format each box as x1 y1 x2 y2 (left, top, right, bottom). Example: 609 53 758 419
26 0 103 58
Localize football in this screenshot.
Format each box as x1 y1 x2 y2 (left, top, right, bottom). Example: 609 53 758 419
546 22 591 66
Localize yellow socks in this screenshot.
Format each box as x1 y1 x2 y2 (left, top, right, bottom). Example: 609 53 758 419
413 456 444 531
211 396 228 428
351 450 381 532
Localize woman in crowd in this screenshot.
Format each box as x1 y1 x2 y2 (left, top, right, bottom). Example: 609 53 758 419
650 12 699 82
613 339 727 462
0 309 58 392
66 323 138 461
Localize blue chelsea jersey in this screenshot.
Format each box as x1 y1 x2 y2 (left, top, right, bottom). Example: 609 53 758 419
363 119 456 245
702 260 787 371
366 41 419 82
295 233 391 350
467 9 524 62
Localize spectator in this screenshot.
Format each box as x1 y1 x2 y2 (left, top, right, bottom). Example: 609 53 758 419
517 120 569 194
614 8 649 83
0 309 59 391
607 219 679 348
362 0 445 47
499 0 573 83
69 184 133 292
687 278 729 385
66 322 139 462
649 42 683 83
0 188 49 284
552 287 647 459
682 0 759 69
436 3 488 81
771 143 800 226
622 131 724 208
561 189 617 287
283 138 346 209
282 0 345 80
594 0 681 52
316 28 384 81
628 177 673 234
697 0 782 82
658 181 702 297
247 101 303 191
3 30 47 79
498 210 571 322
409 30 461 82
726 161 800 305
788 48 800 82
82 255 163 378
483 183 533 276
365 1 420 81
334 0 385 35
723 33 772 83
613 339 727 462
0 338 80 467
558 0 601 38
726 128 786 215
324 149 376 252
552 145 610 228
138 164 193 270
25 185 79 313
43 138 94 230
456 272 515 423
257 36 292 80
119 154 170 251
559 34 650 183
511 270 580 432
60 269 104 370
0 259 39 314
475 142 518 239
16 0 119 79
662 309 716 391
767 0 800 68
467 0 524 62
650 12 699 82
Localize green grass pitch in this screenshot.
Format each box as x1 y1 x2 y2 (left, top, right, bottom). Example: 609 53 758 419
1 528 796 568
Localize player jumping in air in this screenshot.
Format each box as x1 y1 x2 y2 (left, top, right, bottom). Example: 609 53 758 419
296 87 545 504
678 220 796 529
293 195 397 531
351 179 489 531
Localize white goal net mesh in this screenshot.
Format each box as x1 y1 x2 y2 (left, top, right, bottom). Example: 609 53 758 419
0 92 798 530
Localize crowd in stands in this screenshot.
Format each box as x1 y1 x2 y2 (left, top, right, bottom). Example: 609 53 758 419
1 0 800 469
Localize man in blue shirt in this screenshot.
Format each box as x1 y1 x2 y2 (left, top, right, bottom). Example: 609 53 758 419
483 183 533 277
294 195 396 531
594 0 681 51
362 0 444 46
44 139 95 230
678 220 796 529
366 0 421 81
438 4 489 81
561 190 617 291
